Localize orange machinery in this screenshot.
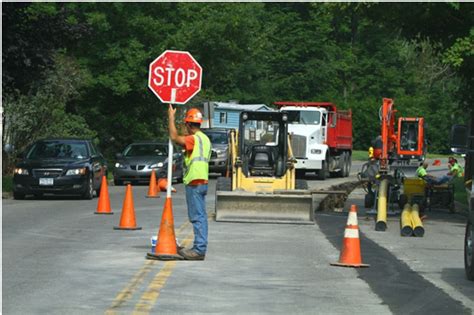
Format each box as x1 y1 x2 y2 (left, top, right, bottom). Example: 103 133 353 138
362 98 426 230
374 98 425 174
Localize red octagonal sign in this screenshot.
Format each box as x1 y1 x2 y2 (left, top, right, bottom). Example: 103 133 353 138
148 50 202 104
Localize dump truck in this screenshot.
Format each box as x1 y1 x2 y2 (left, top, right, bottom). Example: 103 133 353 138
214 111 314 224
274 102 353 180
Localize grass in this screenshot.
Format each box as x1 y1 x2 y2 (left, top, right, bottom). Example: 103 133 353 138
3 175 13 193
453 177 469 207
352 150 369 161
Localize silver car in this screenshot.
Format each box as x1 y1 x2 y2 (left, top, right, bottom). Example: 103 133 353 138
113 142 183 185
203 128 231 176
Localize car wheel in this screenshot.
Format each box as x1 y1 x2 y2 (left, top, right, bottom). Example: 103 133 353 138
83 175 94 200
465 220 474 281
176 172 183 184
114 179 123 186
34 193 43 199
13 192 25 200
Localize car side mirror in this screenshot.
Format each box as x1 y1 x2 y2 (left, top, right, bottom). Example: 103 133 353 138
115 153 123 159
173 152 182 159
450 124 468 154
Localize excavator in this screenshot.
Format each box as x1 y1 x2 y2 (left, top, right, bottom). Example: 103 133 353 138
214 110 314 224
359 98 426 231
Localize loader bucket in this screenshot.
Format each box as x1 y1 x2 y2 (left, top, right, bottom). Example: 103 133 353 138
215 191 314 224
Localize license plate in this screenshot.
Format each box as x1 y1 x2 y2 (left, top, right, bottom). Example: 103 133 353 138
39 178 54 186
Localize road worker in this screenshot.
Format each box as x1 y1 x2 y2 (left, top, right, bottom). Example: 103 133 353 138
416 162 450 185
168 106 211 260
448 157 464 178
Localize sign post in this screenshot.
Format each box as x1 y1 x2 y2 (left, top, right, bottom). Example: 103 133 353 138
148 50 202 197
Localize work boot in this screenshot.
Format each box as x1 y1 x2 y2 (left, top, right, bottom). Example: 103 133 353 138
178 248 205 260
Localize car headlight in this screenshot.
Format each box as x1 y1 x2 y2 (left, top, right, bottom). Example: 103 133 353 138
66 168 87 176
150 162 164 168
310 149 322 154
115 162 126 168
216 150 227 157
14 168 29 175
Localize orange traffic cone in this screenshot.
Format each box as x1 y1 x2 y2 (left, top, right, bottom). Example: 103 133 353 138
432 159 441 166
146 197 183 260
95 175 113 215
158 178 177 193
146 169 160 198
114 184 142 230
331 205 369 268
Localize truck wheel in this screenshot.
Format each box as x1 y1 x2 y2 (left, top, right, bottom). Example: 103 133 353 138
337 152 346 178
345 153 352 177
317 160 329 180
465 219 474 281
216 177 231 191
13 192 25 200
295 179 308 190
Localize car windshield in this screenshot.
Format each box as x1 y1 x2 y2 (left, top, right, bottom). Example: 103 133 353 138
288 111 321 125
123 144 168 157
204 132 228 145
26 141 89 160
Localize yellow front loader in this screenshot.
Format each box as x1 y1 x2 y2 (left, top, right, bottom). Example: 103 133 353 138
215 111 314 224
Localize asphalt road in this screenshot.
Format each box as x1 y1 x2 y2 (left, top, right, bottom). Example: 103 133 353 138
2 159 473 314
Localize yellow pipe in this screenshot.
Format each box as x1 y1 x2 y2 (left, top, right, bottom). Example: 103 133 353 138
411 204 425 237
376 179 388 231
400 203 413 237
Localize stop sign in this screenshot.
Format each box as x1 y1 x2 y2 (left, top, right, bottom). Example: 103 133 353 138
148 50 202 104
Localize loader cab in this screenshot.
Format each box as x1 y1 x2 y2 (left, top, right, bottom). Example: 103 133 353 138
397 117 425 159
239 111 289 177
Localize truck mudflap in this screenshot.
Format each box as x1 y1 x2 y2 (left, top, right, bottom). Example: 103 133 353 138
215 191 315 224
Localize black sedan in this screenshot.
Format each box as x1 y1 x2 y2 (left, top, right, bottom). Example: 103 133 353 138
113 142 183 185
13 139 108 200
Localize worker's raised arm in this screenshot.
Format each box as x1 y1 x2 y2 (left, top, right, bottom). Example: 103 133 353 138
168 104 186 146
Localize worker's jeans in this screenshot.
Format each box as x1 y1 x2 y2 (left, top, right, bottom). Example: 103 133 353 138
426 175 451 185
185 184 208 255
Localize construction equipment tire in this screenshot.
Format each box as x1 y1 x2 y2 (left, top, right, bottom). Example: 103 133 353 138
398 194 408 209
364 193 375 208
216 177 231 191
295 179 308 190
465 219 474 281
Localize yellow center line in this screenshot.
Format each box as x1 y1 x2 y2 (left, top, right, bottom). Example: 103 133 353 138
105 221 192 315
132 233 194 315
105 260 155 315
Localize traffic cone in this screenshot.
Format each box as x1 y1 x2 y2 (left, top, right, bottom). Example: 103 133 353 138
432 159 441 166
146 197 183 260
146 169 160 198
331 205 369 268
158 178 177 193
95 175 113 215
114 184 142 230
